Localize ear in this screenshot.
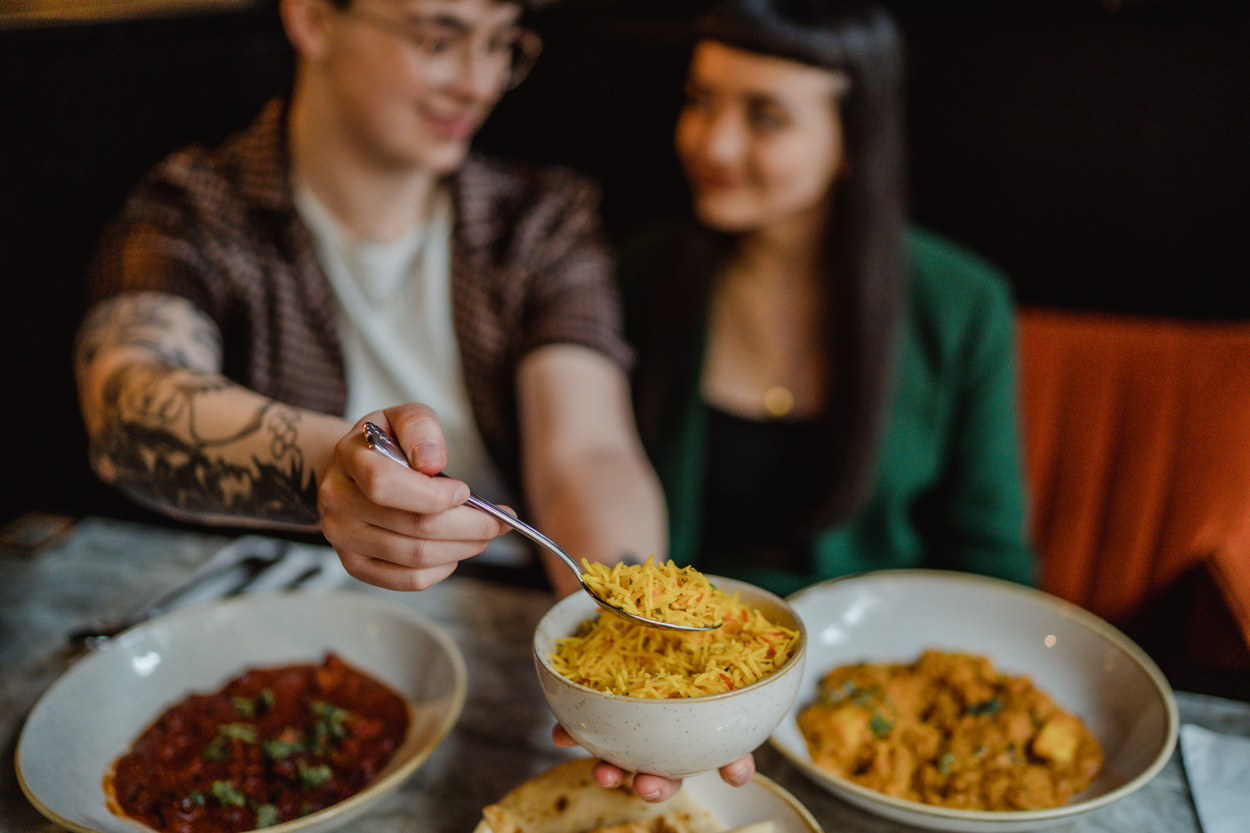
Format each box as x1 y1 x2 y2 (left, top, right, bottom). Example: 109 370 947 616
280 0 336 62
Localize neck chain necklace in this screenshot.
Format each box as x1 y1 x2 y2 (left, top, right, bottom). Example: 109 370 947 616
722 272 806 421
762 385 795 419
706 258 827 421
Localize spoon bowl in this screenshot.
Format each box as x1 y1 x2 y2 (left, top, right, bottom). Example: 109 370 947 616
362 422 720 632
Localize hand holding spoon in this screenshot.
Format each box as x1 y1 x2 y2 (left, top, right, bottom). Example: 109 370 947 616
362 422 720 632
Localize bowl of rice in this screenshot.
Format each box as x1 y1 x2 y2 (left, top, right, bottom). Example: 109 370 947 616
534 570 806 779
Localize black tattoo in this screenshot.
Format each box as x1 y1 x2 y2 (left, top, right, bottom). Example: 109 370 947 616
93 363 319 526
75 293 222 370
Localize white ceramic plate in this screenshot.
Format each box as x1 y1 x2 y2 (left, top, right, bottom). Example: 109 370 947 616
16 590 467 833
680 770 823 832
470 767 822 833
769 570 1178 833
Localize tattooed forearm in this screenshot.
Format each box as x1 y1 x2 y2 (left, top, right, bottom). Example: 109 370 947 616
92 361 320 527
75 293 222 372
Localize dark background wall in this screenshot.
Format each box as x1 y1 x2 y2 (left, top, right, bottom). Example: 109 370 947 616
0 4 295 530
486 0 1250 319
2 0 1247 528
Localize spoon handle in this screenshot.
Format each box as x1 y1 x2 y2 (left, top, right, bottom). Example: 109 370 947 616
363 422 720 631
361 422 582 577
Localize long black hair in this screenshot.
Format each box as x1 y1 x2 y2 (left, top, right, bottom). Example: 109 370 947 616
634 0 907 531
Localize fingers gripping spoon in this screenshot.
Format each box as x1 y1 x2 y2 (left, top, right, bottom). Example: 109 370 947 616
362 422 720 632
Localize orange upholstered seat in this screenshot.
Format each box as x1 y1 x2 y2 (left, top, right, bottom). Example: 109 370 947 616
1017 308 1250 674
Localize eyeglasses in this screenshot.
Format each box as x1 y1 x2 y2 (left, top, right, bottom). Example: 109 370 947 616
345 8 542 91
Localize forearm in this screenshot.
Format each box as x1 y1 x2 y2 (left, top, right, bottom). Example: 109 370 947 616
516 347 668 596
75 293 348 530
528 449 668 597
89 363 347 529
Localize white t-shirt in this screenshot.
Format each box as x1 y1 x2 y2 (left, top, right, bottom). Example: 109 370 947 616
294 181 526 565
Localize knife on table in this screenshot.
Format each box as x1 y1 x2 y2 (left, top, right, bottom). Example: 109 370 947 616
67 535 292 647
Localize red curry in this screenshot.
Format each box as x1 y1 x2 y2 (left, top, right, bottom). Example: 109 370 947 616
105 653 409 833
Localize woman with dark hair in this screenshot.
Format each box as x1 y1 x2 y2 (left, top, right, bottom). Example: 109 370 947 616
621 0 1037 598
551 0 1035 804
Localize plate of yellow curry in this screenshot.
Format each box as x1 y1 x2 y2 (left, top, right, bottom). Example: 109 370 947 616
769 570 1177 832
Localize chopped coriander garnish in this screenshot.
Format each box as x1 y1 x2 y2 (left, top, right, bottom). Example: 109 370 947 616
821 679 882 708
218 722 259 743
938 751 954 775
254 803 280 828
203 735 231 762
310 701 352 751
869 713 893 739
299 763 334 789
967 696 1002 716
851 688 875 707
262 737 305 760
311 700 351 726
233 688 275 719
211 780 248 807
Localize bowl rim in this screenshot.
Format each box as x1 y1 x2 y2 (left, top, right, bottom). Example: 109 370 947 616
15 589 468 833
770 568 1181 823
534 575 808 704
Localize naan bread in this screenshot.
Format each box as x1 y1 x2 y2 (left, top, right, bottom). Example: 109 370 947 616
479 758 726 833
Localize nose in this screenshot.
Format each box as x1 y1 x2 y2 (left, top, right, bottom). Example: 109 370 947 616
696 109 746 166
444 45 508 102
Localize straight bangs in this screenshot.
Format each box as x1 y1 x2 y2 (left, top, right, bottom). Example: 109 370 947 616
697 0 910 527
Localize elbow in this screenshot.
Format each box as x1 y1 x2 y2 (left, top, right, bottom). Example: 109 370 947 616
86 436 120 488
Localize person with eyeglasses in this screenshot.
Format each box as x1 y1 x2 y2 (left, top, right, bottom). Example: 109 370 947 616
73 0 671 619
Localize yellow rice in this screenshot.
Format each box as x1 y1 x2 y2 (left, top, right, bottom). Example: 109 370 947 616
579 556 722 628
552 559 800 698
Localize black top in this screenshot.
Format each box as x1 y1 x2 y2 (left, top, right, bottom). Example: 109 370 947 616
700 404 826 575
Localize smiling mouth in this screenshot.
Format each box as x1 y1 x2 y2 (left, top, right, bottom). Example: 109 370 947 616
424 111 480 140
689 168 743 191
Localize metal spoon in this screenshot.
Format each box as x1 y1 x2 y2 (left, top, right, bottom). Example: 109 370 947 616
362 422 720 632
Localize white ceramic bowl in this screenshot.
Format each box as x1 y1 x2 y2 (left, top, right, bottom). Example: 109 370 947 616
17 589 467 833
770 570 1178 833
534 576 807 779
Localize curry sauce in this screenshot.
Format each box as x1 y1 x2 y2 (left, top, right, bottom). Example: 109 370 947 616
105 653 409 833
797 650 1104 811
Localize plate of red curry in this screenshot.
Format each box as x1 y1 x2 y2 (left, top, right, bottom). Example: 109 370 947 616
16 590 467 833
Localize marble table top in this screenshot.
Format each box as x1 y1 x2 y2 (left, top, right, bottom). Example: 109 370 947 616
3 516 1248 833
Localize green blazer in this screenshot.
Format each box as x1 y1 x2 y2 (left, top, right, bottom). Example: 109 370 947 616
620 225 1037 598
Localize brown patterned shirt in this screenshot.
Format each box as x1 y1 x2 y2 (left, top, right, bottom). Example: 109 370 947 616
85 98 633 494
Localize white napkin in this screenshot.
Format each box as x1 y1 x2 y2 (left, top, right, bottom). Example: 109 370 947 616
1180 722 1250 833
147 535 350 612
234 540 351 594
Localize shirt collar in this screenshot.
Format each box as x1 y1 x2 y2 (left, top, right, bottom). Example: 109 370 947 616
235 97 296 214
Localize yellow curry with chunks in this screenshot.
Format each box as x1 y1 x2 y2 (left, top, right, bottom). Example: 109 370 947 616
797 650 1104 811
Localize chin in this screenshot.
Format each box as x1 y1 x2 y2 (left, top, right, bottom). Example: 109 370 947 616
693 199 759 234
427 149 471 175
408 141 472 176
